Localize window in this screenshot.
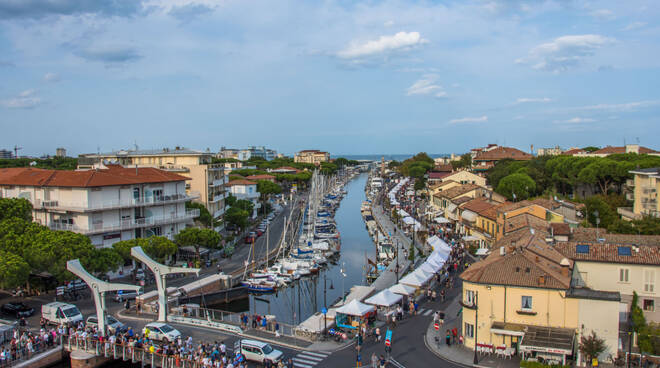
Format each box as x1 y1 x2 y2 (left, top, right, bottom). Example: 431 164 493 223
465 290 475 305
643 299 655 312
644 269 655 293
618 246 632 256
576 244 590 254
133 187 140 200
521 296 533 310
619 268 630 283
464 323 474 338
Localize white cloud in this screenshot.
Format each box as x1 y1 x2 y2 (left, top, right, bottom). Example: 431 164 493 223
515 97 552 104
622 22 647 31
337 31 427 59
43 72 60 82
581 100 660 112
1 89 41 109
590 9 615 20
406 75 447 98
449 115 488 124
559 117 595 123
515 34 614 72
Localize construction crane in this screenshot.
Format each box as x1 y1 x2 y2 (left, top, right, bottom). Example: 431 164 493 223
13 145 22 159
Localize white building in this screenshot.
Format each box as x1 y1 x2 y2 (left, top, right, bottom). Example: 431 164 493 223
225 180 261 218
0 165 197 247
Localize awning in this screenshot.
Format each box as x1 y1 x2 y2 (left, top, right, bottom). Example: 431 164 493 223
434 216 451 224
389 283 416 296
461 210 477 222
335 299 375 317
446 203 457 213
490 321 526 337
519 325 575 355
365 289 403 307
462 235 480 242
475 248 489 256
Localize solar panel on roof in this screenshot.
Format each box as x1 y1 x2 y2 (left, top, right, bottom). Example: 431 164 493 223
576 244 590 254
618 246 632 256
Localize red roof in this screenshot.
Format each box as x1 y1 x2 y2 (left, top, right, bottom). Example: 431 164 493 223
474 146 533 161
0 166 187 188
433 164 453 173
562 148 586 156
428 172 452 180
225 179 257 186
246 174 276 180
592 145 657 155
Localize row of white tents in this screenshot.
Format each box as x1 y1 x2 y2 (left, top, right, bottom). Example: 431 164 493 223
388 178 409 206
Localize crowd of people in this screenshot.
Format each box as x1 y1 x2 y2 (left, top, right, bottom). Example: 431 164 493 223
0 325 62 366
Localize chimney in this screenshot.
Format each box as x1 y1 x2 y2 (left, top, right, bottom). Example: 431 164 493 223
538 275 545 286
500 246 506 256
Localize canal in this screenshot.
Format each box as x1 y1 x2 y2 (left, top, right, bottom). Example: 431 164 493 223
210 172 375 325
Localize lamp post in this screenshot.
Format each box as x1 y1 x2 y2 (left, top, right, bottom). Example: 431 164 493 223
341 262 347 302
473 291 479 365
593 210 600 241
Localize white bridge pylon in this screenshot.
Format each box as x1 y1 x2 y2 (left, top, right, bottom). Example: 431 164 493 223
131 246 200 322
66 259 142 336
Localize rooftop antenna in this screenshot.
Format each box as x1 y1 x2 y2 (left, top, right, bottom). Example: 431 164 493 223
134 140 138 151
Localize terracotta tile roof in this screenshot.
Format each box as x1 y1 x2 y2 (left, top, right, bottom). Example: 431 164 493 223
555 241 660 266
473 161 496 171
550 223 571 236
428 172 452 180
569 228 660 246
225 179 257 186
246 174 276 180
453 196 473 205
433 164 453 172
562 148 586 156
497 200 532 214
504 213 549 235
461 230 572 289
593 145 658 155
429 180 457 189
0 166 187 188
436 183 480 200
474 146 533 162
460 198 496 216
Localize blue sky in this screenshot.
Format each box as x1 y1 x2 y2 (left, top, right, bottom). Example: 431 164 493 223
1 0 659 157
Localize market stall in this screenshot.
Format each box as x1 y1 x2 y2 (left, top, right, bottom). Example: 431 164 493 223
335 299 375 331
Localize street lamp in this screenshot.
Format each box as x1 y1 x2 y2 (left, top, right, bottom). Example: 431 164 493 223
593 210 600 241
473 291 479 365
340 262 347 302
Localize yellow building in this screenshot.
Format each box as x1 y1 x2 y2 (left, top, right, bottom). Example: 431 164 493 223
495 201 565 240
294 150 330 165
461 229 620 366
78 148 227 224
432 183 486 221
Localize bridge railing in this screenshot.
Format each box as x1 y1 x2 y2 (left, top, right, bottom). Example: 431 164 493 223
62 335 207 368
0 336 62 367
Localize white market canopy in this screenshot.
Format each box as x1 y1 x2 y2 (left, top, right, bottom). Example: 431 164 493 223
365 289 403 307
426 256 445 269
398 209 411 218
462 235 481 242
389 283 416 296
419 261 441 274
335 299 375 317
434 216 451 224
400 271 428 287
427 236 452 255
429 250 449 264
402 216 415 225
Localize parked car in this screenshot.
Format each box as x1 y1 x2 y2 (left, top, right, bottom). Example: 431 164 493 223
135 268 146 281
66 279 87 292
142 322 181 343
245 234 256 243
256 229 263 237
234 339 283 364
1 302 34 318
86 315 127 334
113 289 143 302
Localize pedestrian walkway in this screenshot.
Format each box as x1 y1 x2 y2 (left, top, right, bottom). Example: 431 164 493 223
291 351 330 368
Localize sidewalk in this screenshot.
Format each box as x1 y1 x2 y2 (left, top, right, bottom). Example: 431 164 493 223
424 297 520 368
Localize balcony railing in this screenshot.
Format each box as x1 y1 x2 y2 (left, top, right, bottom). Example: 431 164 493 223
210 179 226 187
34 193 198 212
48 209 199 235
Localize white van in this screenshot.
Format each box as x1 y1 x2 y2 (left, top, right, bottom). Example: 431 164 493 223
113 289 143 302
41 302 83 325
233 339 283 364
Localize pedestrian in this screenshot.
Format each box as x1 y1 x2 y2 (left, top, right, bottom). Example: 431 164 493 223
375 327 381 342
445 330 451 346
432 290 437 301
379 354 386 368
459 335 464 345
452 327 458 343
440 289 445 302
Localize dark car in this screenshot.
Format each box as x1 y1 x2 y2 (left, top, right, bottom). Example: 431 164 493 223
1 302 35 318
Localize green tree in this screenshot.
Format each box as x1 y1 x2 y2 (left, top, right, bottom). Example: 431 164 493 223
86 247 123 275
320 162 338 175
225 194 237 207
0 251 30 289
0 198 33 222
186 201 213 228
175 228 221 260
234 199 255 214
225 207 249 230
112 236 178 264
579 331 607 364
583 195 617 229
582 146 600 152
257 180 282 198
451 153 472 170
496 173 536 201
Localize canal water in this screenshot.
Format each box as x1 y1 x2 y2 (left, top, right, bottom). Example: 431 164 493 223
209 172 376 325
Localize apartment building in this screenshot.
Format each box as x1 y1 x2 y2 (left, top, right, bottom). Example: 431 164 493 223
576 144 658 158
225 180 261 218
294 150 330 165
472 146 533 173
620 168 660 219
0 166 197 247
536 146 563 156
78 148 227 221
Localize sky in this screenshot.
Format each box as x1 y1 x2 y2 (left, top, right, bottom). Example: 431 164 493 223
1 0 659 157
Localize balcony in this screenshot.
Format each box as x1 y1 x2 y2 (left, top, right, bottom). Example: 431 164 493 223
34 193 198 212
459 300 477 310
48 209 199 235
213 207 225 219
210 179 226 187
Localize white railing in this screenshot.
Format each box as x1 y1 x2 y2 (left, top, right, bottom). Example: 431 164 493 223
34 193 198 212
48 209 199 234
211 179 226 187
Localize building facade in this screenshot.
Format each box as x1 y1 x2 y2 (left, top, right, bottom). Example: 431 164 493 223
225 180 261 218
628 168 659 218
78 148 227 221
294 150 330 165
0 166 197 247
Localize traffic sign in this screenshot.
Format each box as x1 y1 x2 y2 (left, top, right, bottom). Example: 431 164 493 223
321 307 328 314
434 322 440 330
385 329 392 346
385 339 391 347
